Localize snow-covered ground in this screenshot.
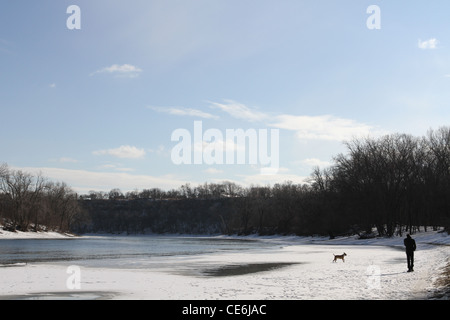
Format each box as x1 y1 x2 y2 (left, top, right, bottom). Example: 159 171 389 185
0 229 75 239
0 229 448 300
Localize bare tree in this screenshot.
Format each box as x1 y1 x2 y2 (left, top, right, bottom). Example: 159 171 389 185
46 182 80 232
108 188 124 200
0 167 46 231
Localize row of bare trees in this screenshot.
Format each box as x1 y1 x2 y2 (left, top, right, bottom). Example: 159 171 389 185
78 183 310 235
82 181 247 201
0 164 82 232
80 127 449 237
310 127 450 236
3 127 448 236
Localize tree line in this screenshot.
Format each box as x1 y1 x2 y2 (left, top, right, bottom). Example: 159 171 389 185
0 164 83 232
1 127 449 237
77 127 449 237
78 183 311 235
310 127 450 237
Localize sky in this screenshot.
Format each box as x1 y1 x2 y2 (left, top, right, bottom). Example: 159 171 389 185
1 0 450 194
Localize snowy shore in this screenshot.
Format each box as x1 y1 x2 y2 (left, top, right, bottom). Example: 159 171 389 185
0 229 76 239
0 229 448 300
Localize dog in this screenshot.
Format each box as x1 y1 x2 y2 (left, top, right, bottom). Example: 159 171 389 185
332 253 347 263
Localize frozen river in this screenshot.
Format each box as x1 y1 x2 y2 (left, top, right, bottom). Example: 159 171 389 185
0 236 279 269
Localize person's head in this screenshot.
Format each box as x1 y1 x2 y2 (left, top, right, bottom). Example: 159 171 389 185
407 234 411 239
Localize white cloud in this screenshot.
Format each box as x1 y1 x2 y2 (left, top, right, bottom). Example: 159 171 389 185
209 100 269 122
271 114 376 142
90 64 143 78
418 38 438 50
93 145 146 159
148 106 218 119
206 100 381 142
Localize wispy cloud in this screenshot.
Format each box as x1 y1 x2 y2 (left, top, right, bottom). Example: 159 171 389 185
93 145 146 159
156 99 381 143
90 64 143 78
418 38 438 50
148 106 218 119
204 100 381 142
271 114 377 141
49 157 79 164
209 100 269 122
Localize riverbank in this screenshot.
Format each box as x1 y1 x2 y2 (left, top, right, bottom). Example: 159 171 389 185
0 224 76 240
0 229 448 300
0 228 76 239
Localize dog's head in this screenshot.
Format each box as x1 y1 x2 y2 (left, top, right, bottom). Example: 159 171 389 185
343 253 347 256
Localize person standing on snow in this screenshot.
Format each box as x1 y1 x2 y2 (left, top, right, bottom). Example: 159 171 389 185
404 234 416 272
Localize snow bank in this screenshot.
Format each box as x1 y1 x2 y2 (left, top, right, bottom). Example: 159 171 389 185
0 228 75 239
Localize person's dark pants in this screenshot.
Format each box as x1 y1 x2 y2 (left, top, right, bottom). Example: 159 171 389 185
406 250 414 271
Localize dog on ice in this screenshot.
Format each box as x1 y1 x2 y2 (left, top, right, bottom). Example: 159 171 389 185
332 253 347 263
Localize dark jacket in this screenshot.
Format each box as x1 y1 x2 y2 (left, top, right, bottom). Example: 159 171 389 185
404 235 416 252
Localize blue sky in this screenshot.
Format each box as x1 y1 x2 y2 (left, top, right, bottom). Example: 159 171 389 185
1 1 450 193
